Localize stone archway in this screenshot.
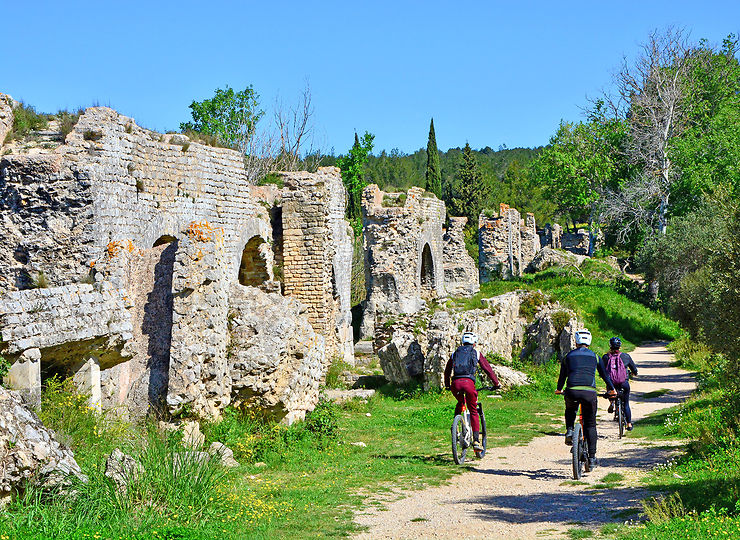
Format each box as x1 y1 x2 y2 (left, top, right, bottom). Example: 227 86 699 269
238 236 270 287
420 243 436 298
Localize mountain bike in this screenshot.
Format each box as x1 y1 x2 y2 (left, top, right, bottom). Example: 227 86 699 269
609 388 627 439
570 402 590 479
451 401 487 465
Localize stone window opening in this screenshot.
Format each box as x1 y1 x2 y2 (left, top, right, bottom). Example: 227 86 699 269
238 236 270 287
270 206 284 287
420 243 436 297
153 235 177 247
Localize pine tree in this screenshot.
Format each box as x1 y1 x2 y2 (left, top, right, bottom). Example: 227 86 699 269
425 118 442 198
448 142 490 224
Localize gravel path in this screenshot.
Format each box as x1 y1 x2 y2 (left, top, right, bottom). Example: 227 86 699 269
355 342 695 539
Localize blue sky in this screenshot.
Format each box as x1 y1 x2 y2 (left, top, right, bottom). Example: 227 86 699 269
4 1 739 154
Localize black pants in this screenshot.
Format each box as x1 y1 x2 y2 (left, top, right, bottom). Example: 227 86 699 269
615 381 632 424
564 388 598 458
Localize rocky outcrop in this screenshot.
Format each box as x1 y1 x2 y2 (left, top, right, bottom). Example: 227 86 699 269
521 307 579 364
105 449 142 493
527 247 588 273
376 290 580 388
0 386 85 507
227 284 326 424
479 204 540 281
442 217 480 298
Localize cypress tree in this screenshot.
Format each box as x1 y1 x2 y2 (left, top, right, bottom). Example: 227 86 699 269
425 118 442 198
452 142 490 224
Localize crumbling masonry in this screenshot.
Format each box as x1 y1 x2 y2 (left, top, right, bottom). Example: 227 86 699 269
0 96 351 422
478 204 540 281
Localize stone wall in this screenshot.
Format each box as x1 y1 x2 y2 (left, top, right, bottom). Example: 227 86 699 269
361 185 446 337
279 167 353 365
166 224 230 420
0 104 272 292
442 217 479 297
479 204 540 281
227 285 326 424
0 94 14 147
0 281 134 407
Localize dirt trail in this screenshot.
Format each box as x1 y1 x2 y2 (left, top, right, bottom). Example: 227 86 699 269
355 342 695 539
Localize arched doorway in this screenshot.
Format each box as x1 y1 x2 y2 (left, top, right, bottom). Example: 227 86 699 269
238 236 270 287
420 243 436 298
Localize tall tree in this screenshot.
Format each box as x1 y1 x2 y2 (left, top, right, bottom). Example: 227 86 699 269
180 85 263 149
337 131 375 231
425 118 442 198
445 142 491 225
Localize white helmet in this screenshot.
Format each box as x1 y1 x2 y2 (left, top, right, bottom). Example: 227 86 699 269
575 329 592 346
462 332 478 345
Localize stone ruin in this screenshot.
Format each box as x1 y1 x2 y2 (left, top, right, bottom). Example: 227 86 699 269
478 203 541 281
0 95 352 423
360 185 479 338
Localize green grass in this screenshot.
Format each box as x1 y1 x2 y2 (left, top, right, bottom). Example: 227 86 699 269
474 269 682 355
567 527 594 539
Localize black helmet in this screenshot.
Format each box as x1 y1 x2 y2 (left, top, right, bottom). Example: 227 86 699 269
609 336 622 349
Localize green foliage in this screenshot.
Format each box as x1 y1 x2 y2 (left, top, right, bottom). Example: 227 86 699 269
425 118 442 197
304 400 339 440
30 271 48 289
519 290 547 322
180 85 263 149
337 131 374 224
445 142 492 225
256 173 285 188
82 129 102 141
56 109 82 140
0 355 10 386
324 358 352 389
6 102 49 142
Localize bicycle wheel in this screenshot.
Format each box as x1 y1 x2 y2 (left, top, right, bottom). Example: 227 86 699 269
571 423 583 480
451 415 468 465
478 405 487 458
583 435 591 472
617 399 624 439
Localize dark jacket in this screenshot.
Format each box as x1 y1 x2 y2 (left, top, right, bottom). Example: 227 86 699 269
444 346 500 388
557 346 614 392
600 351 638 382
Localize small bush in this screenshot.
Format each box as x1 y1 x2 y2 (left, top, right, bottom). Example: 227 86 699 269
30 271 49 289
642 492 686 524
304 399 339 440
257 173 285 188
6 102 49 141
325 358 352 389
56 109 82 140
83 129 103 141
519 290 547 321
551 309 573 334
0 355 10 385
381 193 407 207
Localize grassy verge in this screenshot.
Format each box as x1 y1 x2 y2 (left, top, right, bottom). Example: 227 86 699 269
616 337 740 539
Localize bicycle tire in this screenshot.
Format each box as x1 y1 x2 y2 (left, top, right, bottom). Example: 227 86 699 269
617 398 625 439
571 423 583 480
451 415 467 465
583 435 591 472
478 404 487 458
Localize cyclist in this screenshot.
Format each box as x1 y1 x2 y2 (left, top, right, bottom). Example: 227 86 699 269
444 332 500 453
555 328 615 469
601 337 638 431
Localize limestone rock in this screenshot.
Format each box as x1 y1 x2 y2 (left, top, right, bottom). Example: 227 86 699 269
323 388 376 404
377 330 424 385
491 365 532 389
104 448 142 493
0 386 85 505
0 93 16 147
527 247 588 273
521 307 579 364
208 442 239 468
181 421 205 450
227 284 326 424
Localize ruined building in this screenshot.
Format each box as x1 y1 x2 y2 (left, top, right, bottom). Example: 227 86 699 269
0 95 351 423
360 185 478 337
478 204 541 281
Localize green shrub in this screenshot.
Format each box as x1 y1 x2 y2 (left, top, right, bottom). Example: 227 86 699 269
304 399 339 440
519 290 547 321
30 271 48 289
0 355 10 385
56 109 82 140
83 129 103 141
324 358 351 389
6 102 49 141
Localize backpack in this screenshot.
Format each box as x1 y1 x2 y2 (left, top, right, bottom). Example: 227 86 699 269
452 345 478 379
608 351 628 385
